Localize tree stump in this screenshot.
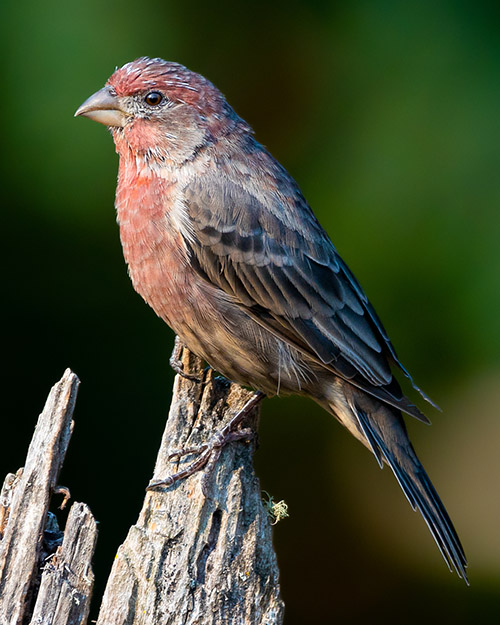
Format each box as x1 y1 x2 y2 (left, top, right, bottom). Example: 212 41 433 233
96 347 284 625
0 369 98 625
0 348 284 625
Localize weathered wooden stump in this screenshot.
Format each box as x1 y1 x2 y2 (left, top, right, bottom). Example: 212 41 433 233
0 347 284 625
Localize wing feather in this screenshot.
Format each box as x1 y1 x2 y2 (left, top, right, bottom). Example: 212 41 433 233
183 170 431 421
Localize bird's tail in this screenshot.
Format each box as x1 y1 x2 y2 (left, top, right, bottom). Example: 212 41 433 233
353 405 468 583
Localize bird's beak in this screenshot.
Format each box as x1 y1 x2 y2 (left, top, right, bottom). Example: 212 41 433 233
74 86 127 127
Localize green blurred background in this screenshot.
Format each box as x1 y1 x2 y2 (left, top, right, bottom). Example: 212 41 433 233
1 0 499 622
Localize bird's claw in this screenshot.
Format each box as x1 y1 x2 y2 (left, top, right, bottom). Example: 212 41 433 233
146 428 254 493
169 336 204 381
167 444 209 461
146 391 264 492
169 356 204 382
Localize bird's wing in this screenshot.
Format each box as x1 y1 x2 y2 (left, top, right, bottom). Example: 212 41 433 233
182 168 432 421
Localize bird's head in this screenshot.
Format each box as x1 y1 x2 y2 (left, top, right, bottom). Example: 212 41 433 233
75 57 246 164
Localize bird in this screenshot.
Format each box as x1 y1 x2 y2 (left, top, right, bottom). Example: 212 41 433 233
75 57 467 582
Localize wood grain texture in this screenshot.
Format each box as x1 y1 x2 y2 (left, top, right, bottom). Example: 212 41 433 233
96 347 284 625
0 369 80 625
29 502 97 625
0 355 284 625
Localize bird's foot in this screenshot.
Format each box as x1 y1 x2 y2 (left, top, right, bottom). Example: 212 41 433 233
147 391 265 493
169 335 203 381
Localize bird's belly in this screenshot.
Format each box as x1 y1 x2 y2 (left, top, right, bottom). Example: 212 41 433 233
177 308 315 398
127 248 314 396
117 184 315 397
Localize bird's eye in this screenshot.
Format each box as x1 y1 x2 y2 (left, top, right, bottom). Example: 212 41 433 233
144 91 163 106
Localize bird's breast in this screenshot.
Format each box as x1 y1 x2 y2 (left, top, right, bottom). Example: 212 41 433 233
115 163 202 330
113 159 322 396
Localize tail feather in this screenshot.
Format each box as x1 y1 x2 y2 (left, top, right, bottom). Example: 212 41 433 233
354 407 384 469
356 408 468 583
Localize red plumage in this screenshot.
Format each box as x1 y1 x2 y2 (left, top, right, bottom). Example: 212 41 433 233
76 57 467 582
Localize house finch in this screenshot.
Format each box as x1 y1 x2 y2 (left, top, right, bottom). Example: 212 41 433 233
75 57 467 581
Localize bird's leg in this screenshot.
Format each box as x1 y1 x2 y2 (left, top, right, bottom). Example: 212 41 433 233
169 335 203 381
147 390 265 491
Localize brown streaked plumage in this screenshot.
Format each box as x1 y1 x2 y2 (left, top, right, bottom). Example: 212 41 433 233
75 57 467 582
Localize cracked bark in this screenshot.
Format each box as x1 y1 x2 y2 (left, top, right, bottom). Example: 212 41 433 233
0 349 284 624
29 502 97 625
96 346 284 625
0 369 98 625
